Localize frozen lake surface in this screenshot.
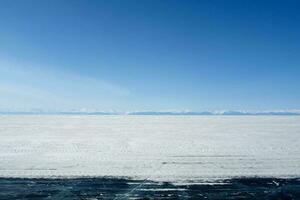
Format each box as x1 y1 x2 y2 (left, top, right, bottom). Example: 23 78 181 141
0 115 299 183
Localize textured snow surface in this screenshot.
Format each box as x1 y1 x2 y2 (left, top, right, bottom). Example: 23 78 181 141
0 115 299 183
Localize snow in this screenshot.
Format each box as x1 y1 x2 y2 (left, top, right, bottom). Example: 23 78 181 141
0 115 299 183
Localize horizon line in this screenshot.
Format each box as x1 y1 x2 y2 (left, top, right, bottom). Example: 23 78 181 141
1 110 300 116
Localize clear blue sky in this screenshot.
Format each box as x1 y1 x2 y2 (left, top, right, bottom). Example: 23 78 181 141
0 0 299 112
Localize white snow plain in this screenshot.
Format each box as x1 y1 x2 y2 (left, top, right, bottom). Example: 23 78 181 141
0 115 299 183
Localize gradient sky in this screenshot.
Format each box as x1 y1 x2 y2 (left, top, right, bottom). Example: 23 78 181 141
0 0 299 112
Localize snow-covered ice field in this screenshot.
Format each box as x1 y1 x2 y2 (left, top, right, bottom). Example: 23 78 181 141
0 115 299 183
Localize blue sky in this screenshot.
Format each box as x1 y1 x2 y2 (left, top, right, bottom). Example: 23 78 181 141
0 0 299 112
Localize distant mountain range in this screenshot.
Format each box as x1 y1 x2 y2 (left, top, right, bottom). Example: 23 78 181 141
128 111 300 116
1 110 300 115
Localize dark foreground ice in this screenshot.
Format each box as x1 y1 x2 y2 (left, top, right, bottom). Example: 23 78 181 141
0 177 299 200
